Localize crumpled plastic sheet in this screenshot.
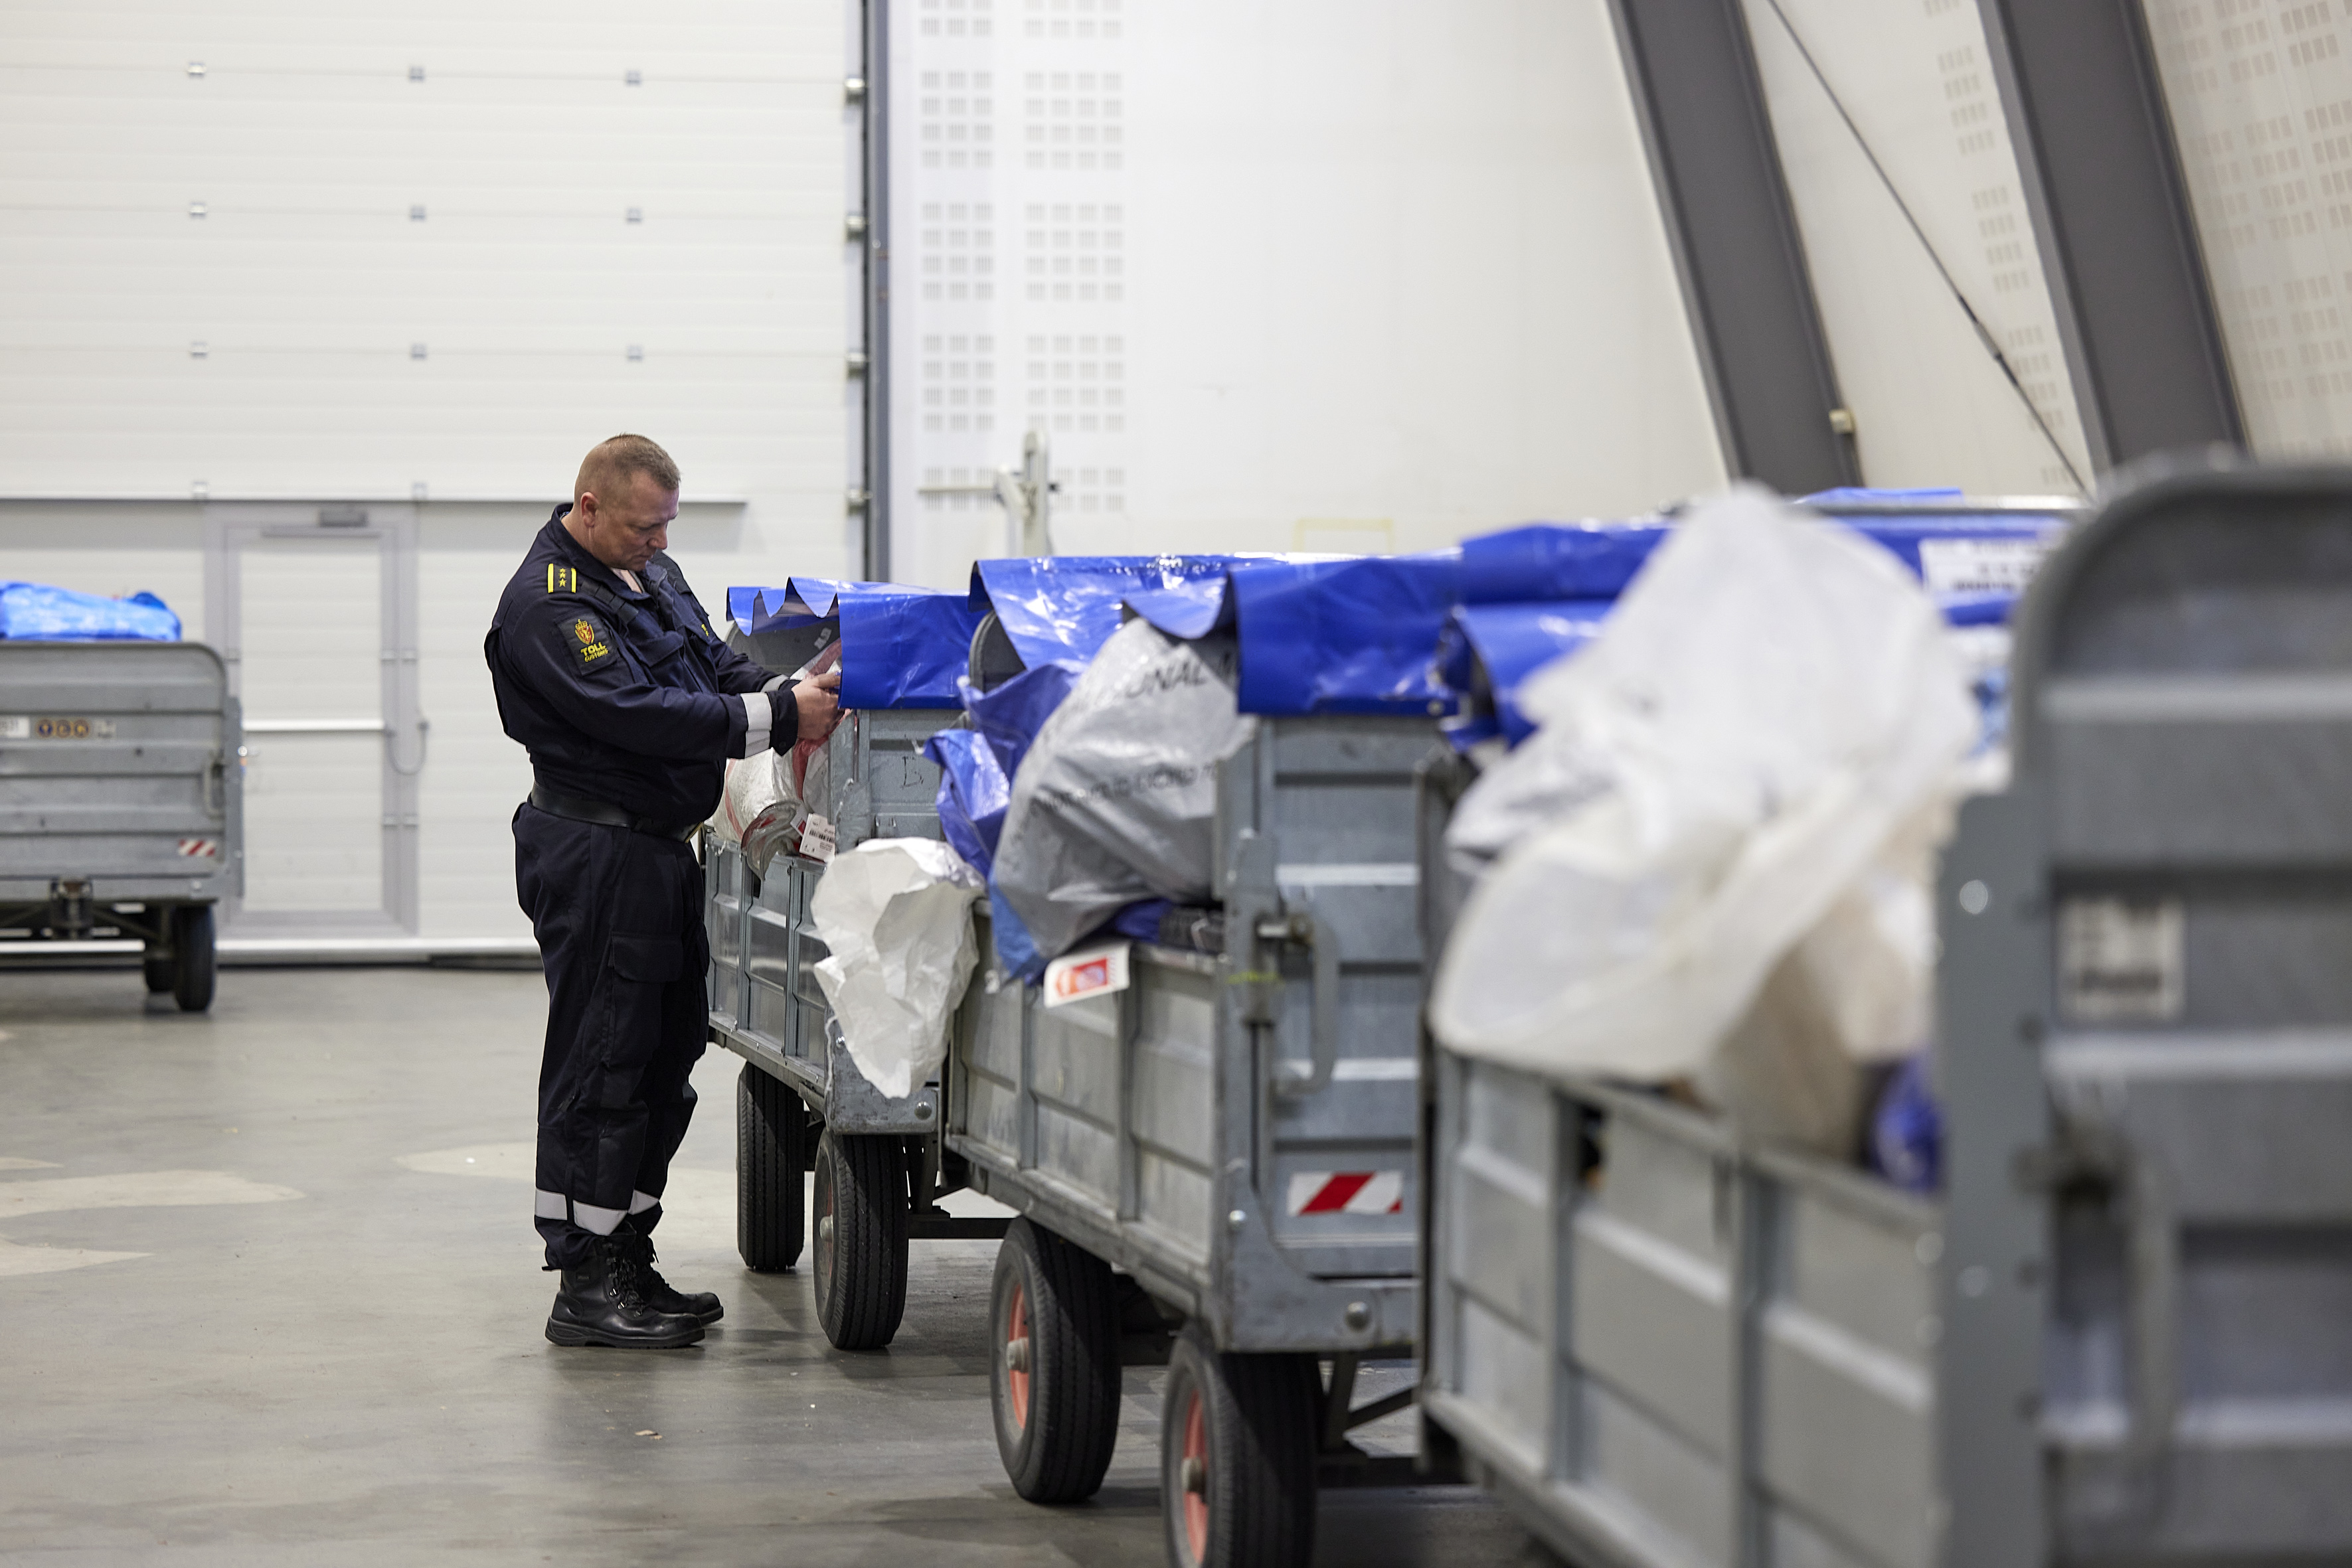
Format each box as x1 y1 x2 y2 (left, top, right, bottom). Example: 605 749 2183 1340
989 619 1253 965
809 838 987 1100
1428 486 1977 1108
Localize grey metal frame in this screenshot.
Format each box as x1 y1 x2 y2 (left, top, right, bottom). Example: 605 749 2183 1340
1606 0 1859 495
942 716 1432 1358
203 504 422 936
1974 0 2244 469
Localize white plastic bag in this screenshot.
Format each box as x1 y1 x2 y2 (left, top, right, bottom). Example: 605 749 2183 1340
810 838 987 1099
991 619 1255 961
1428 485 1975 1089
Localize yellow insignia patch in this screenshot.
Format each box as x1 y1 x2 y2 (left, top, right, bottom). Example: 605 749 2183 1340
574 619 596 645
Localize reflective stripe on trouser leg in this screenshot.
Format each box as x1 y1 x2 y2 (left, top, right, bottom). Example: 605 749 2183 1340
534 1188 627 1235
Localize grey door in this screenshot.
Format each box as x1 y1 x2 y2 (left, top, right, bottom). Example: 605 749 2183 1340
205 506 420 937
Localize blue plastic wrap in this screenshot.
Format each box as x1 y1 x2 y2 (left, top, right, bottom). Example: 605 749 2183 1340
1118 551 1465 718
728 577 981 709
925 728 1011 873
967 555 1260 670
966 661 1083 779
0 584 180 641
1434 501 2066 750
1436 599 1615 746
1459 521 1669 605
1867 1053 1943 1194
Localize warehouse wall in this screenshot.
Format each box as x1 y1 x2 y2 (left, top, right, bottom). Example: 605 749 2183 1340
884 0 1728 588
0 1 851 944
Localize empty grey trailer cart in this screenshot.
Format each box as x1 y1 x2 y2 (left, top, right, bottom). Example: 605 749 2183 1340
1418 461 2352 1567
705 578 1005 1352
0 641 240 1010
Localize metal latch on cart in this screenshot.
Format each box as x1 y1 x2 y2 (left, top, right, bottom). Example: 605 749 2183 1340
1251 909 1341 1099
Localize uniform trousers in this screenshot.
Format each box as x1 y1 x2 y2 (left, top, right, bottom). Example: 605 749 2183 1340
513 802 709 1269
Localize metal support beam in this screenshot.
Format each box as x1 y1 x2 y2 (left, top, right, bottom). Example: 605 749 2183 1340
1976 0 2243 471
1607 0 1860 495
857 0 893 581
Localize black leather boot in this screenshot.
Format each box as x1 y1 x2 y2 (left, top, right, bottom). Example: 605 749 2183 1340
545 1233 706 1348
621 1223 723 1325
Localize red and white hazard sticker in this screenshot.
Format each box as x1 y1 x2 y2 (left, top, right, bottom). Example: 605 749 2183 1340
177 838 220 859
1043 941 1131 1008
1286 1171 1404 1217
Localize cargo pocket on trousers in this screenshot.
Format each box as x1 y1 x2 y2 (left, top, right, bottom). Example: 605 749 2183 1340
594 932 686 1107
608 932 684 984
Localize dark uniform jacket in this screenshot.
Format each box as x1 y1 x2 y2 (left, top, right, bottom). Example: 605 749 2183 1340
485 505 788 824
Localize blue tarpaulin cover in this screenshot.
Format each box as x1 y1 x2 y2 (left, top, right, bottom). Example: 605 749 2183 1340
1120 551 1466 717
1436 600 1615 747
0 584 180 641
1460 521 1669 605
1437 500 2074 749
966 555 1262 670
727 578 981 710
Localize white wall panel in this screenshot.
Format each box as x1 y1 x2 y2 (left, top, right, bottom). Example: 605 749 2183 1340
2143 0 2352 457
886 0 1724 590
1739 0 2096 496
0 1 846 944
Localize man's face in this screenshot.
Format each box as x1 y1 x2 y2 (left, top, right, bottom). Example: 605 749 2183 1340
577 470 679 573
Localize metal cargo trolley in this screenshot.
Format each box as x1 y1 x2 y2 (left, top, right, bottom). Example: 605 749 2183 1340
0 640 241 1010
1417 463 2352 1566
704 578 1007 1350
939 554 1464 1568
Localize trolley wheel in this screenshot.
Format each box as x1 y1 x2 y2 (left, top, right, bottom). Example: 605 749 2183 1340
170 904 216 1014
1159 1324 1319 1568
989 1217 1122 1502
143 947 175 994
736 1064 809 1271
810 1129 908 1350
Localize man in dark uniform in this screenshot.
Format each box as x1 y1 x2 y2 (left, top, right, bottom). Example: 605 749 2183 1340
485 433 839 1348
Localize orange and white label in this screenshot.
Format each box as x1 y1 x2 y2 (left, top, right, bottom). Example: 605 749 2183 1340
176 838 220 859
1042 942 1131 1008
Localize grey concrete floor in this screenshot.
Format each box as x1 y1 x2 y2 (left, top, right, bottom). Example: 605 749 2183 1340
0 965 1556 1567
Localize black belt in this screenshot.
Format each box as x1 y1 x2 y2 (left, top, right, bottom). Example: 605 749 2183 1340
529 786 698 841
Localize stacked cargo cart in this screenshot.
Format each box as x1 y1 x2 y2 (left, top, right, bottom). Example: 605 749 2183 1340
1416 466 2352 1567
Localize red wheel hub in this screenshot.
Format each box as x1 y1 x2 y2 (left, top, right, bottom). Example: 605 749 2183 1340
1179 1385 1209 1563
1005 1283 1031 1430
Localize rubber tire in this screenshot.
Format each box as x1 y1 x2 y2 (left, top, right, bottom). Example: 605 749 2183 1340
990 1217 1122 1502
143 947 175 994
737 1064 809 1271
811 1130 908 1350
170 904 216 1013
1159 1325 1319 1568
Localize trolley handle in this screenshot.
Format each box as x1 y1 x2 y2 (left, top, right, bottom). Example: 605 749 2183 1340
1257 909 1340 1099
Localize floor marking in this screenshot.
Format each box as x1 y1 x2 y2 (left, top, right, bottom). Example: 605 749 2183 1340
0 1237 147 1278
0 1169 301 1279
0 1156 62 1171
0 1170 303 1219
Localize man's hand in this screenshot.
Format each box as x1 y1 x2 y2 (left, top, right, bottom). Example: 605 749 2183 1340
793 668 843 744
